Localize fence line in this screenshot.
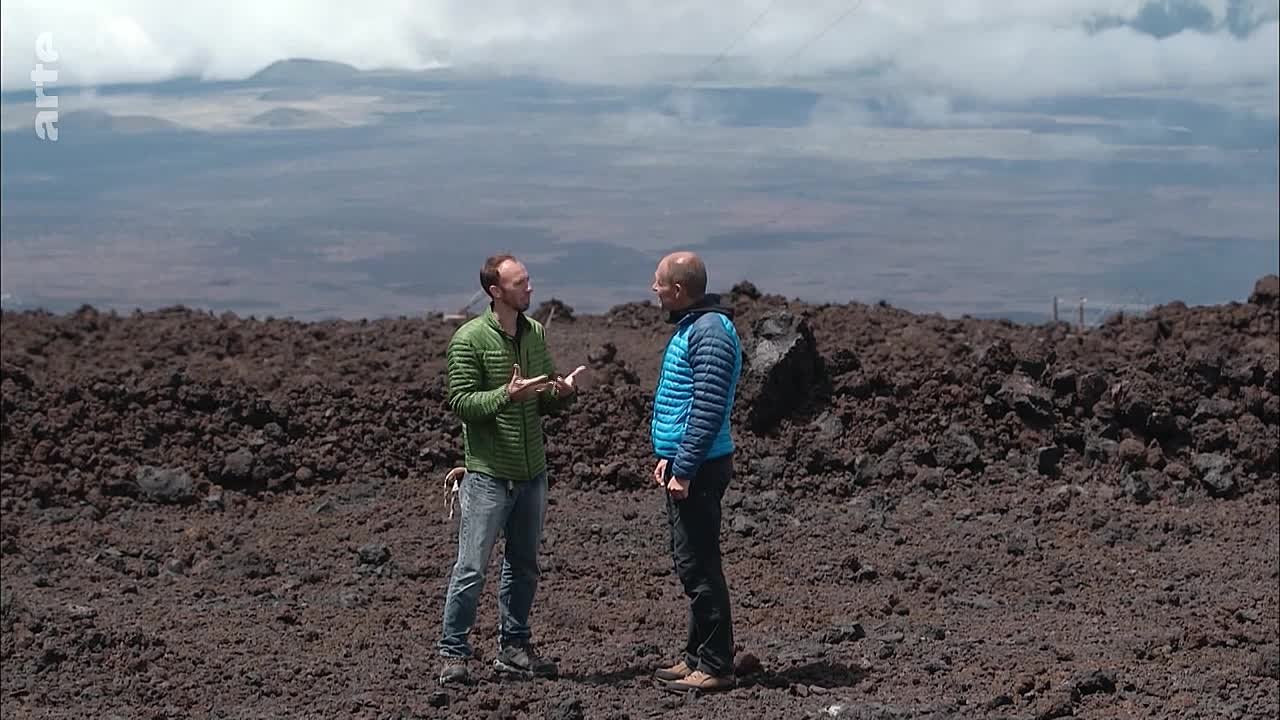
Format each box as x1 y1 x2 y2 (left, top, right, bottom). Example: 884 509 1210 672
1052 295 1155 330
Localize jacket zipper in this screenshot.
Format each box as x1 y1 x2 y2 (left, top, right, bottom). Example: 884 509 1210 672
512 331 530 482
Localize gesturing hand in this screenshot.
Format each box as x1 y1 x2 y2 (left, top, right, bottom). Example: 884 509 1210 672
653 459 668 487
507 363 550 402
551 365 587 396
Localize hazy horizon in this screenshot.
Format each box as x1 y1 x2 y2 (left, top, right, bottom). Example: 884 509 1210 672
1 1 1277 324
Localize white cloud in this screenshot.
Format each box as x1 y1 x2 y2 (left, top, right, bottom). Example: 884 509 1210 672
1 0 1276 104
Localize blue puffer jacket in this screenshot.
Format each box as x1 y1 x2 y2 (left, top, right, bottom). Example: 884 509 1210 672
651 294 743 479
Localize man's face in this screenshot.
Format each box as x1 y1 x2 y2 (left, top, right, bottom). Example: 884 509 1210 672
651 261 682 311
491 259 532 312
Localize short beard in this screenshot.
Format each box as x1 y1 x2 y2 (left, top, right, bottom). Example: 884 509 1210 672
496 290 529 313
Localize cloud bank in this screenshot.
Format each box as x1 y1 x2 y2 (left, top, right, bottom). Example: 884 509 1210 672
1 0 1277 103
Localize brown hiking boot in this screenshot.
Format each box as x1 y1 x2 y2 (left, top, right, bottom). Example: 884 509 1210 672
653 660 693 682
662 670 737 693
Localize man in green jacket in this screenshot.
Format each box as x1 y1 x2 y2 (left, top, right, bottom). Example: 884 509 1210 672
437 253 584 685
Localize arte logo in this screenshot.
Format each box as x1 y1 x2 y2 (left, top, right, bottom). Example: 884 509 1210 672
32 32 58 141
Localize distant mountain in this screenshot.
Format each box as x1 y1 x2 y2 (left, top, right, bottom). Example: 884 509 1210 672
247 58 363 87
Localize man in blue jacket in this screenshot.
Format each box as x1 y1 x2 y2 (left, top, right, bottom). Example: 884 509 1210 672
647 251 743 693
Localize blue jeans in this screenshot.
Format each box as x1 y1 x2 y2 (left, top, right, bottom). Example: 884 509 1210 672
438 471 547 659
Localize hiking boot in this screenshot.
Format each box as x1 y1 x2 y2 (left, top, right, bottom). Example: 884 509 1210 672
437 658 471 685
493 642 558 679
654 660 694 682
662 670 736 693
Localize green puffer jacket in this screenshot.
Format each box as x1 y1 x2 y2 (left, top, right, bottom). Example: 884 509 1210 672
445 306 575 482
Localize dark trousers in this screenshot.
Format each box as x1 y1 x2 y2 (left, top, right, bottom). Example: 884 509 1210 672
664 454 734 677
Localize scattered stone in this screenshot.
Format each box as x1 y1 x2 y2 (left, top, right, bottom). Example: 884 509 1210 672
1006 529 1038 556
1165 462 1192 483
811 411 845 444
1193 398 1236 422
1117 439 1146 468
37 645 66 668
1121 473 1153 504
1146 408 1178 439
986 695 1014 710
1194 453 1237 498
977 340 1017 373
67 604 96 620
1085 438 1120 466
730 516 759 537
203 490 224 512
733 651 763 676
1068 669 1117 698
1036 693 1075 720
820 624 866 645
1036 445 1064 475
221 449 256 488
996 374 1056 427
546 698 584 720
131 465 195 504
935 424 982 470
1144 443 1165 470
356 543 390 566
915 468 947 492
1051 369 1077 396
1077 371 1109 408
1251 648 1280 679
922 657 949 673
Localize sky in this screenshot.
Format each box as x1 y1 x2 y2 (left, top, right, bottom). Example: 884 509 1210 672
2 0 1277 103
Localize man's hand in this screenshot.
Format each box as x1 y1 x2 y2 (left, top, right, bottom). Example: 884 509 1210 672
667 475 690 500
550 365 587 396
653 459 668 487
507 363 550 402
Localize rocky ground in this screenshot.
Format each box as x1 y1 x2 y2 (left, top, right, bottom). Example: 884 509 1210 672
2 275 1278 720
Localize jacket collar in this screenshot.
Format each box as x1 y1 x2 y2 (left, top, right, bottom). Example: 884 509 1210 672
483 303 528 339
667 293 733 325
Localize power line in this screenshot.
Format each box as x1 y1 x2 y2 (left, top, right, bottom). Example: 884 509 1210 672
676 0 784 89
687 0 869 241
769 0 866 76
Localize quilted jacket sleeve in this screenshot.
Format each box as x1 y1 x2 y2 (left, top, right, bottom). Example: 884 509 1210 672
446 335 511 423
671 315 739 479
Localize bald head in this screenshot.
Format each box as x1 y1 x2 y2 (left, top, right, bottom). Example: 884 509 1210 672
659 251 707 298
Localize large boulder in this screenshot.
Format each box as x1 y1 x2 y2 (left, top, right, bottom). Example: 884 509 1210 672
1248 274 1278 306
532 298 575 324
738 311 824 433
